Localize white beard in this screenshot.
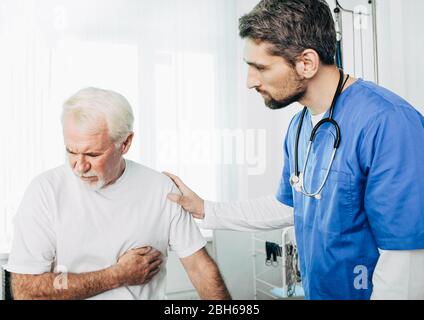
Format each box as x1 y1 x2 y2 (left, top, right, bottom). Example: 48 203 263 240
73 171 106 191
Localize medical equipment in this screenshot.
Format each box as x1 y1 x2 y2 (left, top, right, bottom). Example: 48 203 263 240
265 241 282 267
265 240 301 295
333 0 379 83
285 243 301 297
268 228 303 299
253 228 304 300
290 69 350 200
334 6 343 69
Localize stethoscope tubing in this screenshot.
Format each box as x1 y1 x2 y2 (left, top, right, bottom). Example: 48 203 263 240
291 69 349 199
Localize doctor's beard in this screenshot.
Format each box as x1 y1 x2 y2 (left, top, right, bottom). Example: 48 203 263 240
262 73 307 110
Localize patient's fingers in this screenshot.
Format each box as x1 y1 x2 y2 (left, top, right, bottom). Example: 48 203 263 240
129 247 152 255
146 268 161 281
149 258 163 269
146 250 162 262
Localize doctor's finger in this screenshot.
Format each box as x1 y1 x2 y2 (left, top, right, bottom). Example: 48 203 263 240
163 172 191 193
167 193 183 205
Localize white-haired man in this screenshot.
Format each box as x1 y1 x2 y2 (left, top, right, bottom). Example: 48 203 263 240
6 87 231 300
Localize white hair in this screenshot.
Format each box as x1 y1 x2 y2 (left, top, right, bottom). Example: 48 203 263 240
62 87 134 143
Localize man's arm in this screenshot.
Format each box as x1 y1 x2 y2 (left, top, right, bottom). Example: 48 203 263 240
12 268 120 300
164 172 294 232
180 248 231 300
371 250 424 300
11 247 162 300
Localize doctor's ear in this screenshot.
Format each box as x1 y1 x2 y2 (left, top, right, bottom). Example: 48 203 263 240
294 49 320 79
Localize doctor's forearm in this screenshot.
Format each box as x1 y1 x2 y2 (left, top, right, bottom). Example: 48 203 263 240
201 196 294 232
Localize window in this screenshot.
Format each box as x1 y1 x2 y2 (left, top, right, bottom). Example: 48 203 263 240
0 0 239 249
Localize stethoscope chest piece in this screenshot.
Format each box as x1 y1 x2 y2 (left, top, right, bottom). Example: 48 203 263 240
290 174 299 186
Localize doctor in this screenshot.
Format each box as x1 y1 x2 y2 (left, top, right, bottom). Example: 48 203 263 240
165 0 424 300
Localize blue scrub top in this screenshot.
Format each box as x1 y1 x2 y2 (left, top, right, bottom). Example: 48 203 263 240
276 79 424 300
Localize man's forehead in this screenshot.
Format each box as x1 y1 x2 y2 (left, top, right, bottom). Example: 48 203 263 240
243 39 281 64
65 137 109 154
63 119 111 152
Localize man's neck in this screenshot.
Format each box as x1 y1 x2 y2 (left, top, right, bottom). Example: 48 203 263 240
104 158 126 188
299 65 357 116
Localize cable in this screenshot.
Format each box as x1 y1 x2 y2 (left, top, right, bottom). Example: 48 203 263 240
336 0 371 16
335 0 354 14
285 243 301 297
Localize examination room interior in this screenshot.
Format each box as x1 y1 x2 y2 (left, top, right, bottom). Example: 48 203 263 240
0 0 423 300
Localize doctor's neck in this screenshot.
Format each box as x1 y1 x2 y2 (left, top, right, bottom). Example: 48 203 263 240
299 65 356 116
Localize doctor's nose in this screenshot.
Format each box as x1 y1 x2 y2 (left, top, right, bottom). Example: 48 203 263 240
246 68 261 89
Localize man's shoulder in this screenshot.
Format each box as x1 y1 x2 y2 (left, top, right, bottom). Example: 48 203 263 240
126 160 175 191
19 166 71 209
31 165 71 189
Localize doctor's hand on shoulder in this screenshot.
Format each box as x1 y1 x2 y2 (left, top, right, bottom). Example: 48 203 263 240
111 247 163 287
163 172 205 219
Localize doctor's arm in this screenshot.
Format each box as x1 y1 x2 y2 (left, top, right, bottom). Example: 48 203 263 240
371 250 424 300
360 108 424 300
164 172 294 232
180 248 231 300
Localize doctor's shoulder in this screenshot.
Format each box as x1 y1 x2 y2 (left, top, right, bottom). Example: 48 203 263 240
339 83 422 144
354 80 420 117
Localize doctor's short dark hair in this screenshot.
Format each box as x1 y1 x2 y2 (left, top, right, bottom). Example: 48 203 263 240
239 0 337 66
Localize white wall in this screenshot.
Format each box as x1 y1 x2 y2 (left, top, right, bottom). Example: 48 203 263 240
376 0 424 113
212 0 301 300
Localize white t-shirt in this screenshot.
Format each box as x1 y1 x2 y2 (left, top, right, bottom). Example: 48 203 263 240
6 159 207 300
311 112 326 127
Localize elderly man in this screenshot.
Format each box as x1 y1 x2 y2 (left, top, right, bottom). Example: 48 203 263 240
6 87 230 300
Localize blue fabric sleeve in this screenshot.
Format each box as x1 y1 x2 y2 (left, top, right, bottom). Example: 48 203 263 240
276 131 294 208
361 106 424 250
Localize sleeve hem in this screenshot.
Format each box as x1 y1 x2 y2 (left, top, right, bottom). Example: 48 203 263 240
174 240 207 259
377 237 424 250
4 264 51 275
276 194 294 208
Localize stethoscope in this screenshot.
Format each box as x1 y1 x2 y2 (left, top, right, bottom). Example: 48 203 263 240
290 69 349 200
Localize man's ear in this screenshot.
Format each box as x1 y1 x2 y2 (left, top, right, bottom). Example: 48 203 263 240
121 133 134 155
295 49 320 79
